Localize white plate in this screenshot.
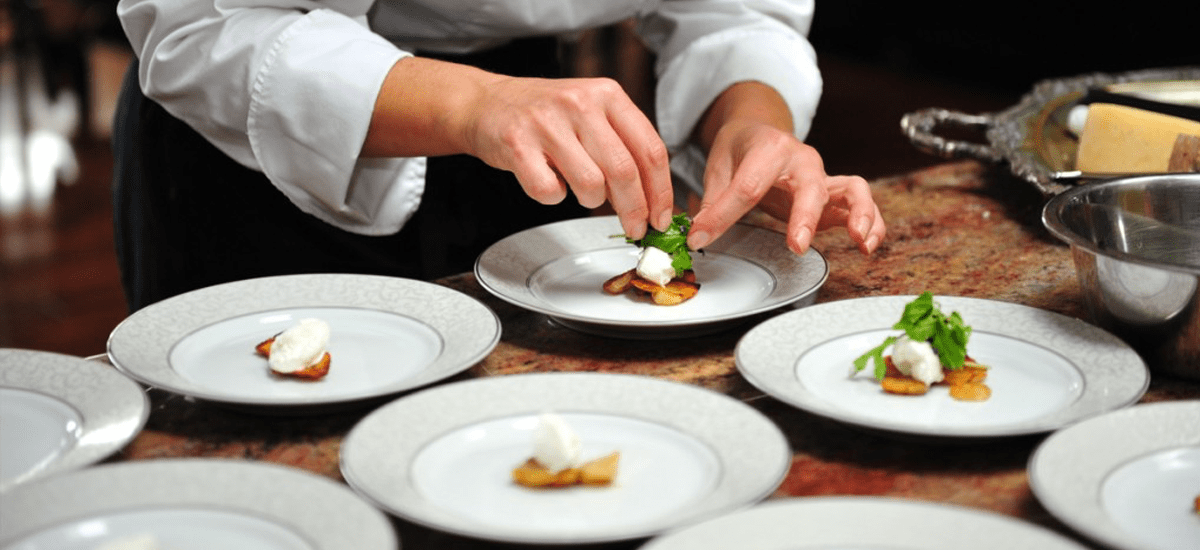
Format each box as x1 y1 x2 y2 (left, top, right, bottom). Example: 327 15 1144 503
106 274 500 410
736 295 1149 438
0 349 148 491
639 496 1091 549
0 458 397 550
340 372 790 545
475 216 827 338
1029 400 1200 550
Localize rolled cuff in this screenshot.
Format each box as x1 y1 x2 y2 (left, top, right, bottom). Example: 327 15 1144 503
248 9 421 235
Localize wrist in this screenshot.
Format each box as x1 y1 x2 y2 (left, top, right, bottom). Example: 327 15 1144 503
695 81 793 152
362 57 503 158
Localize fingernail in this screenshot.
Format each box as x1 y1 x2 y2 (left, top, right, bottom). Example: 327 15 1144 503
864 234 880 253
855 215 871 237
689 230 710 249
795 226 812 249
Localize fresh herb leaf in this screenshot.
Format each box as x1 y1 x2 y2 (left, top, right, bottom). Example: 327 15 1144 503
850 292 973 379
852 335 898 380
622 213 695 271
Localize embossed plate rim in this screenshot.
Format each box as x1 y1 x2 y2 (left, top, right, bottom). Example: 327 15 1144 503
340 372 791 545
106 273 500 409
1028 400 1200 550
0 348 149 491
735 295 1149 438
0 458 397 549
474 215 828 338
639 496 1091 549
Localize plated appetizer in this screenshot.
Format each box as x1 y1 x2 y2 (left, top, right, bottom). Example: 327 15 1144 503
254 318 332 380
852 292 991 401
602 213 700 306
511 412 619 488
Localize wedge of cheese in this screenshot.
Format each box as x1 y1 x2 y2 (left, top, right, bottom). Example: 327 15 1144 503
1075 103 1200 173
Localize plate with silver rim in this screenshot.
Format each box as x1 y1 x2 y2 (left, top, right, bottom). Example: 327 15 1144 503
736 295 1149 439
340 372 790 545
639 496 1091 550
1029 400 1200 550
0 348 149 491
0 458 397 550
106 273 500 411
475 215 828 339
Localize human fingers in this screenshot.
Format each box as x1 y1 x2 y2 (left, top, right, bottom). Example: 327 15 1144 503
781 167 832 255
823 175 886 254
687 134 794 250
602 90 674 233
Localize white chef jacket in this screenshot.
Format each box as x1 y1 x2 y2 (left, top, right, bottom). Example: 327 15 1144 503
117 0 822 235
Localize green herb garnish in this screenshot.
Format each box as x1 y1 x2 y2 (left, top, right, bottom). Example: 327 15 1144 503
619 213 695 272
851 292 972 380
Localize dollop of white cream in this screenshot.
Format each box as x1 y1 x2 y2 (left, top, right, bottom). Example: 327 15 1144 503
636 246 675 287
532 411 581 472
267 318 330 374
892 335 944 386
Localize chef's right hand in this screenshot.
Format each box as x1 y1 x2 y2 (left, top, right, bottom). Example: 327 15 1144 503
462 74 674 240
364 57 673 239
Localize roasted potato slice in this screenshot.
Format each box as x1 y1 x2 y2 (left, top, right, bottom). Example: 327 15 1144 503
281 352 331 380
941 364 988 386
602 269 637 295
512 453 620 488
881 376 929 395
579 452 620 485
255 335 276 357
949 382 992 401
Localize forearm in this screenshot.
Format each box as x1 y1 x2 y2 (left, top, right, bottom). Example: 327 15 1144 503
362 56 503 158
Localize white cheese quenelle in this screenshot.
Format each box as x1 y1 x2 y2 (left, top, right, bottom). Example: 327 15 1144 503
636 246 675 287
532 411 581 472
891 335 944 386
267 318 330 374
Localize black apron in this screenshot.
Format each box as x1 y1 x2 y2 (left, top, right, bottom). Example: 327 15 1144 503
112 38 588 312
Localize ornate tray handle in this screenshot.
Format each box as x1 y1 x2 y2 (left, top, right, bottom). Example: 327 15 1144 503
900 108 1002 162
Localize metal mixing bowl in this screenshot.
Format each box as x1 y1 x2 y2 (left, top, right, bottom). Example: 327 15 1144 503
1043 174 1200 379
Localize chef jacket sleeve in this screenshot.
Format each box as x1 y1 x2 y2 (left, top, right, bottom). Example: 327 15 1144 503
117 0 420 235
637 0 823 195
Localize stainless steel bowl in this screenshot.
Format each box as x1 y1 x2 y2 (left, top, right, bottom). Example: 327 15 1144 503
1043 174 1200 380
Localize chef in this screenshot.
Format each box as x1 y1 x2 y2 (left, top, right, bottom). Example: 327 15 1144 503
111 0 886 311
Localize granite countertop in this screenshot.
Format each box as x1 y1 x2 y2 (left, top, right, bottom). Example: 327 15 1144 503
112 160 1200 550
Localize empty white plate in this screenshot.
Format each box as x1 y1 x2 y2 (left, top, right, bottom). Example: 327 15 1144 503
475 216 827 338
0 458 396 550
106 274 500 410
736 295 1149 438
0 349 148 491
340 372 790 544
639 496 1091 549
1029 400 1200 550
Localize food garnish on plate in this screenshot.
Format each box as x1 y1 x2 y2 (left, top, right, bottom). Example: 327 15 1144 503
511 411 619 488
852 292 991 401
602 213 700 306
254 318 332 380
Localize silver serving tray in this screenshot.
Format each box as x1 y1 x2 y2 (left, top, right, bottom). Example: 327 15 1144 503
901 66 1200 195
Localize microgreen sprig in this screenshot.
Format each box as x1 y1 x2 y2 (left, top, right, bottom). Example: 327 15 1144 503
851 292 972 380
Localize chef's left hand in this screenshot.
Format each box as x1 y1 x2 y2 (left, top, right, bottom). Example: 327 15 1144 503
685 83 885 256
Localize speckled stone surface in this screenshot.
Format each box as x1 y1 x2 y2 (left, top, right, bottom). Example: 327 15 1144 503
106 160 1198 550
